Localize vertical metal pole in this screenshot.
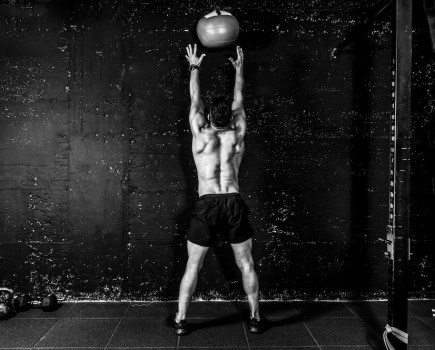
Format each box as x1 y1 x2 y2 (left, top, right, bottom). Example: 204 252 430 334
388 0 412 348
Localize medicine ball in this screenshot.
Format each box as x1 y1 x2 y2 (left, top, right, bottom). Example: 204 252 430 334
196 8 240 49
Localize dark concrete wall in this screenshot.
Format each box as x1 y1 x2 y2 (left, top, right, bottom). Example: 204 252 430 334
0 0 433 300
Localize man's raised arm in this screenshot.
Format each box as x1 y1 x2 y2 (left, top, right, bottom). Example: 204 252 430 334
229 46 246 135
185 44 206 135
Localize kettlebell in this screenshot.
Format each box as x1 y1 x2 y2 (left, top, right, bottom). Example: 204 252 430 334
37 294 58 312
16 294 32 311
0 288 15 320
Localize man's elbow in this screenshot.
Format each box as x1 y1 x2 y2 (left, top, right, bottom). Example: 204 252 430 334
232 99 244 111
190 96 202 105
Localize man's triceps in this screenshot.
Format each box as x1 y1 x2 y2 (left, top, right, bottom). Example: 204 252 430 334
233 108 247 135
189 107 206 134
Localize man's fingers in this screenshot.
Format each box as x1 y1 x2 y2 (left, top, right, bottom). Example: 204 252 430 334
185 55 189 61
194 43 197 55
198 53 206 65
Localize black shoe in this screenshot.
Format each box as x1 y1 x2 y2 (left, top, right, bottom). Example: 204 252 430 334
248 317 265 333
166 314 190 335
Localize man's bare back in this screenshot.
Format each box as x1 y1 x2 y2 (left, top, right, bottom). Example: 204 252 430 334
192 122 245 196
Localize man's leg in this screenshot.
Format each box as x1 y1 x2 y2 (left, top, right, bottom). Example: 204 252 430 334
231 238 260 320
176 240 209 322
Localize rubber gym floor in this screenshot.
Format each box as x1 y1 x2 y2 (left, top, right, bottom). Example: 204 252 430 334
0 300 434 349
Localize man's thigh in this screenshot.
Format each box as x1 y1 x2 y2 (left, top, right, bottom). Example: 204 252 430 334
186 240 209 266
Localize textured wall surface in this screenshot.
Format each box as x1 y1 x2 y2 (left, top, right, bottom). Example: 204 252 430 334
0 0 433 300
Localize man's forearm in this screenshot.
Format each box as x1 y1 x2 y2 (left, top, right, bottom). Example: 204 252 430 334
234 67 244 102
190 70 201 101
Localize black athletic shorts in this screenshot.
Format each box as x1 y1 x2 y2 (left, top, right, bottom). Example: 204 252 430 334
186 193 255 247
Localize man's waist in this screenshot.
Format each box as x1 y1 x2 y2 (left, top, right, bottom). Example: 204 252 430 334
199 192 240 199
198 182 240 197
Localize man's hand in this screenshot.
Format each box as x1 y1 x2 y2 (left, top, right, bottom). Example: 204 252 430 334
229 46 244 69
185 44 206 67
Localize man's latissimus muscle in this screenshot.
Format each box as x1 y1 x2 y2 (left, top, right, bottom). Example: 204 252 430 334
192 127 245 196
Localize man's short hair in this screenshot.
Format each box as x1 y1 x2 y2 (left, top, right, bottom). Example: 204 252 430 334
210 95 232 127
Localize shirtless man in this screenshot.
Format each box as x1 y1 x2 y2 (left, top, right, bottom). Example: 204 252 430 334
166 44 263 335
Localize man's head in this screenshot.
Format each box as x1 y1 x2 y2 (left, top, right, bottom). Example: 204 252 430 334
209 96 232 128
